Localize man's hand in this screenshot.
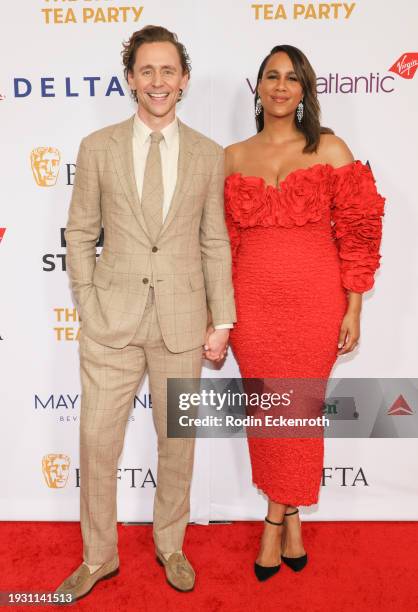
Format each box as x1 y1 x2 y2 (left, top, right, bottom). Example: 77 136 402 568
203 326 230 362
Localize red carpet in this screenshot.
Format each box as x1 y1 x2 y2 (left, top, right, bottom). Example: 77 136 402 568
1 521 417 611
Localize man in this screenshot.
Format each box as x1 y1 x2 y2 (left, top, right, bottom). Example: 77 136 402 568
56 25 236 600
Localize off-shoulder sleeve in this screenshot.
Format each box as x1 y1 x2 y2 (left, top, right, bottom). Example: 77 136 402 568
331 161 385 293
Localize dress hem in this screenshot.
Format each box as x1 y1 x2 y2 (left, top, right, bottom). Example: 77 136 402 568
252 479 320 508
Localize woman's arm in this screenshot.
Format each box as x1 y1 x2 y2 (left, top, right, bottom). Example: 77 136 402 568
322 135 385 355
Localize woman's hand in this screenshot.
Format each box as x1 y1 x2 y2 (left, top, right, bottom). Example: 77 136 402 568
203 326 229 362
337 292 362 356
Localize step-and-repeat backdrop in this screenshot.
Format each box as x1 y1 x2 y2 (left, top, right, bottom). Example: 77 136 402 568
1 1 417 522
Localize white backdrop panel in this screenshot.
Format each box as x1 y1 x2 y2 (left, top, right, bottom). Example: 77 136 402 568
1 0 417 521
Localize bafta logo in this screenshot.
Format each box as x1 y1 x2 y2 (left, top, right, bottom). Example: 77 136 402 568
42 453 70 488
30 147 61 187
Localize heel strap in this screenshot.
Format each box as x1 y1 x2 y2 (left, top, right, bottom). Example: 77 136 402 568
284 508 299 517
264 516 284 526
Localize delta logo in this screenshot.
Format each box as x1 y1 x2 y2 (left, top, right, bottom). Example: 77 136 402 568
0 228 6 243
389 53 418 80
387 394 414 416
13 75 126 99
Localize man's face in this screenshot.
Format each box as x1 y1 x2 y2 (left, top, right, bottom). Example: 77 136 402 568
128 41 189 123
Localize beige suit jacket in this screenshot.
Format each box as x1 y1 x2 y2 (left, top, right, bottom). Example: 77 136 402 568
65 115 236 351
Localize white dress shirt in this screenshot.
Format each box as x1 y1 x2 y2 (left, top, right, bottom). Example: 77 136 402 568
132 113 232 330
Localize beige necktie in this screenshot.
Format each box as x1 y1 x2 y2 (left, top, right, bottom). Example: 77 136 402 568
141 131 164 242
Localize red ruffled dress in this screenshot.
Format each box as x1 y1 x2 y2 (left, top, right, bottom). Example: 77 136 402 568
224 161 385 506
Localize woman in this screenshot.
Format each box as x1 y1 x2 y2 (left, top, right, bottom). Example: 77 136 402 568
224 45 385 581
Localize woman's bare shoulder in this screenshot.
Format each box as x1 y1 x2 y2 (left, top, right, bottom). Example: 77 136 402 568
225 136 258 155
224 136 258 173
318 133 355 168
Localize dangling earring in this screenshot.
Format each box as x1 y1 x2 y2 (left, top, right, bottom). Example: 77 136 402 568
296 99 304 123
177 88 183 102
255 96 263 116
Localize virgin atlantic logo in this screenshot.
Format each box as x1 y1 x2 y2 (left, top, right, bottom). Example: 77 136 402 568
0 228 6 243
389 53 418 79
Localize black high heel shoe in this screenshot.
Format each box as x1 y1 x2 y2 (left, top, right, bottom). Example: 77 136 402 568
254 516 284 582
281 508 308 572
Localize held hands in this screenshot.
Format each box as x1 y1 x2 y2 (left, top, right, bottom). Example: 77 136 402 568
337 310 360 355
203 325 230 362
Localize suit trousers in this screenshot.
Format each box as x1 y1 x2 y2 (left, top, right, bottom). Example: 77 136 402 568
78 287 203 564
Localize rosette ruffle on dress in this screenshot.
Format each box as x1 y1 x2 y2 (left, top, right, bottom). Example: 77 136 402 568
225 161 385 293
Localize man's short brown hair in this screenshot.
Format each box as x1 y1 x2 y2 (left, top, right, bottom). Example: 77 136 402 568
122 25 191 101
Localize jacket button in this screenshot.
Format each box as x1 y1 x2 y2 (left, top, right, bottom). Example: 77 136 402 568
142 278 149 284
152 246 158 253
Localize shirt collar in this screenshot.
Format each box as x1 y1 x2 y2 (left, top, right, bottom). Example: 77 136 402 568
133 113 179 149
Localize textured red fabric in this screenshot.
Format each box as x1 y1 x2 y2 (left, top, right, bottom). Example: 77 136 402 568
224 161 385 506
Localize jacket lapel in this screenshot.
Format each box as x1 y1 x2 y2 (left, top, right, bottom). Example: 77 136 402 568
108 115 198 242
158 119 197 240
108 115 150 239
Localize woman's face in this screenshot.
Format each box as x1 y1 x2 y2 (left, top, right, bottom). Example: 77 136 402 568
257 52 304 121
